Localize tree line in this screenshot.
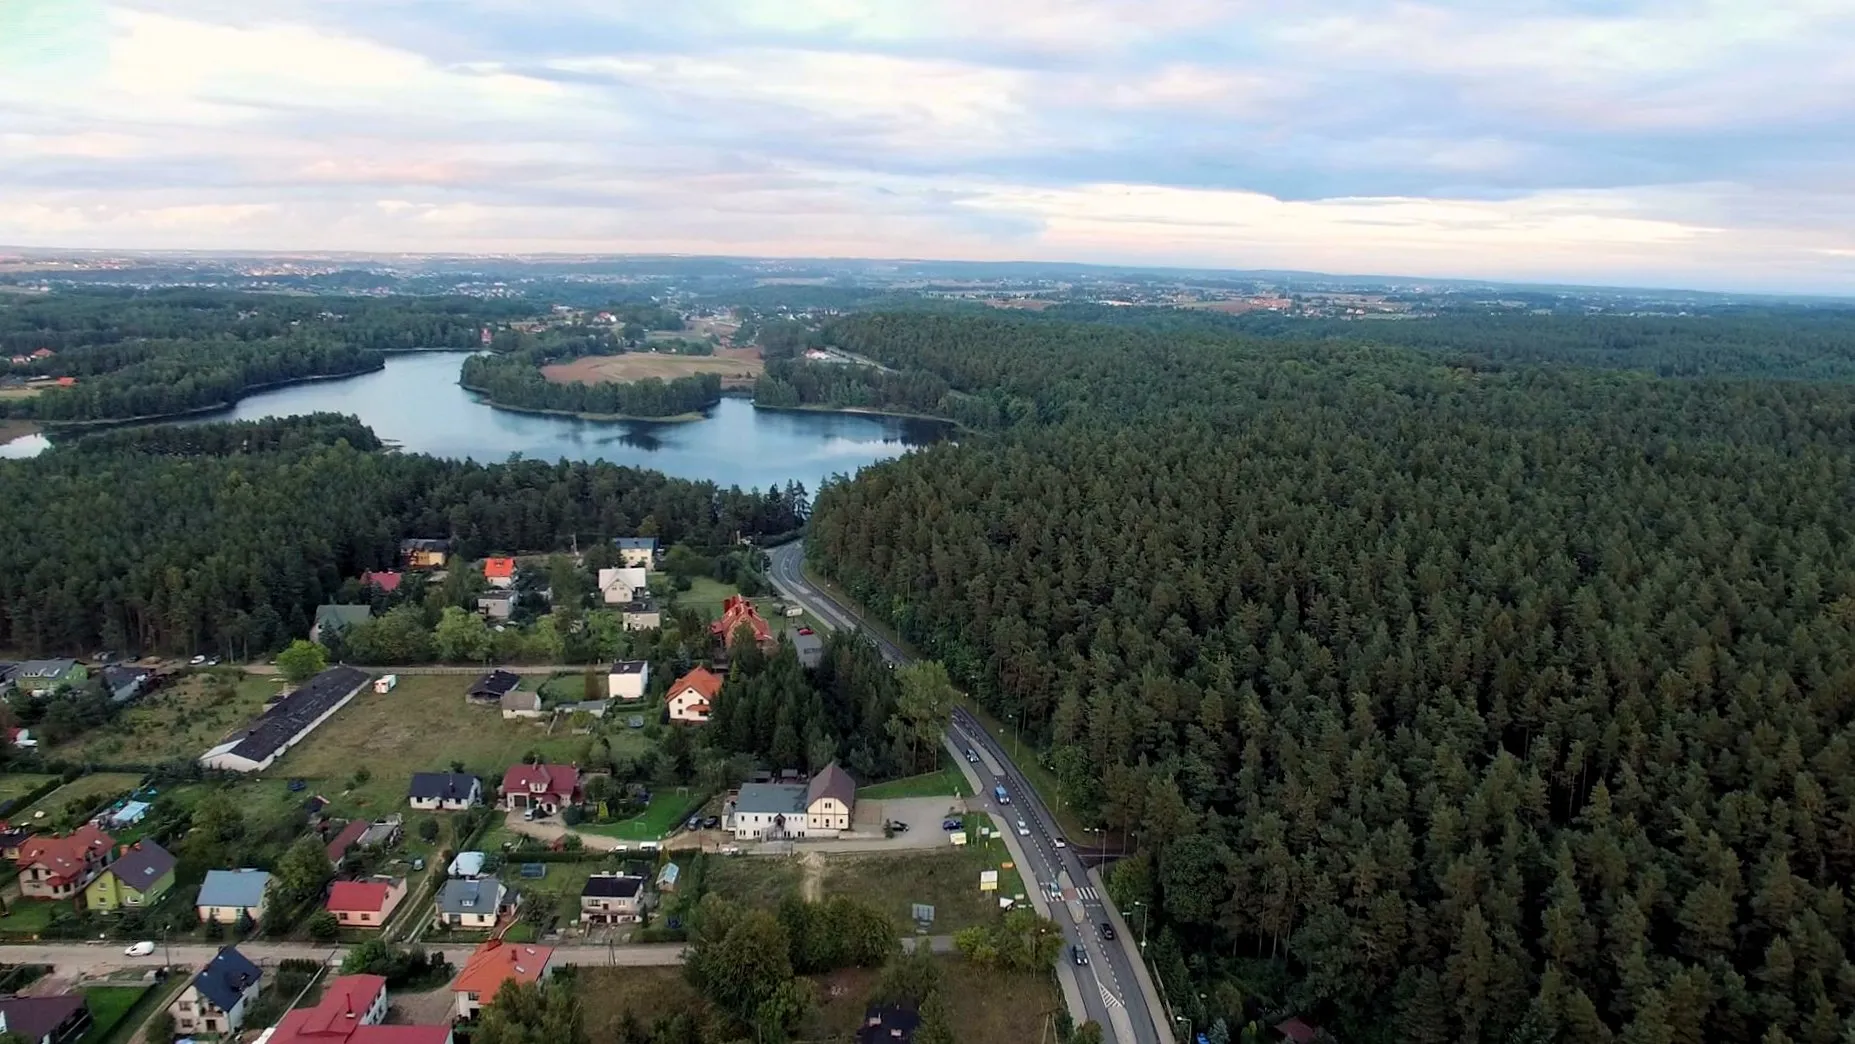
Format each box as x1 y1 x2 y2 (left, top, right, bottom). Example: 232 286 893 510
462 352 721 419
806 309 1855 1042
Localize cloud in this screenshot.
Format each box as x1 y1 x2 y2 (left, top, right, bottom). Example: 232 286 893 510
0 0 1851 292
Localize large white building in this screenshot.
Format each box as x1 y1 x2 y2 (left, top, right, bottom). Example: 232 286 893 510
728 762 857 841
198 667 371 773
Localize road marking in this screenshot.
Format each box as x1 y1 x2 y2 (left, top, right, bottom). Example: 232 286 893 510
1100 982 1125 1010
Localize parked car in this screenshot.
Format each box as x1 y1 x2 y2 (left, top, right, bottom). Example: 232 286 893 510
685 816 703 831
1099 923 1116 941
1071 945 1089 966
125 941 156 957
887 820 910 833
522 807 536 821
941 819 962 831
1054 837 1067 848
702 816 721 829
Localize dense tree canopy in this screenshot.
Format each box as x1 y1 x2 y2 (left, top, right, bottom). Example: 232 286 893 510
808 310 1855 1042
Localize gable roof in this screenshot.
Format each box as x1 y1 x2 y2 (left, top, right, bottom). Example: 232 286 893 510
314 605 374 631
399 538 450 552
0 994 86 1043
468 670 521 700
609 660 648 676
408 773 478 802
360 571 403 593
735 783 807 815
326 820 368 862
192 945 261 1011
669 667 723 701
101 664 153 692
581 874 644 899
501 764 580 799
501 690 541 713
14 658 77 679
269 975 387 1044
327 879 397 913
198 868 271 909
103 840 176 890
18 825 114 881
453 940 554 997
483 557 518 580
807 761 857 809
711 596 771 646
614 537 657 551
438 877 506 914
221 666 370 765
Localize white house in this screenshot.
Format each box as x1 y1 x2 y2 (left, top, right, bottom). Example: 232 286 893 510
805 762 856 832
666 667 722 724
614 537 657 569
607 660 649 701
408 773 482 811
171 946 262 1038
729 763 857 841
597 566 649 606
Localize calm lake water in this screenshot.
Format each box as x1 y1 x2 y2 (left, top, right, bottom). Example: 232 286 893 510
1 352 948 493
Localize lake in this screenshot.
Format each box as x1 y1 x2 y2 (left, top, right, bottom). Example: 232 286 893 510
0 352 949 493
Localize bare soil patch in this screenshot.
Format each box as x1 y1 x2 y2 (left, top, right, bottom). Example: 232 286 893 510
542 352 763 390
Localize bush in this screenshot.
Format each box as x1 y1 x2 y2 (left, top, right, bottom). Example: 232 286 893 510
308 912 340 942
417 818 440 843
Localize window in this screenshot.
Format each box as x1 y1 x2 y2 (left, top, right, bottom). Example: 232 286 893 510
467 992 480 1002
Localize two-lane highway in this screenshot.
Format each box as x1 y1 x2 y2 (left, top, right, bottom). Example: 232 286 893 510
765 541 1170 1044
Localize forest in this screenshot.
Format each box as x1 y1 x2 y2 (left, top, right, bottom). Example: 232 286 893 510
0 289 534 422
752 356 953 416
461 351 722 418
0 415 805 656
806 310 1855 1043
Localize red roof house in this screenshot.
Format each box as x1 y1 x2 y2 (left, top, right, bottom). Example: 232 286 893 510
666 667 723 724
327 878 407 928
266 973 449 1044
30 348 55 359
16 824 115 899
360 571 403 594
54 376 76 387
483 558 517 586
325 820 369 864
711 595 771 648
500 764 582 813
452 940 553 1020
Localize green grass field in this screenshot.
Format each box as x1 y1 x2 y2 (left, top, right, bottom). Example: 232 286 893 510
0 773 56 805
576 789 707 841
18 772 146 825
55 670 279 764
819 837 1024 934
857 760 974 800
75 985 149 1044
701 855 804 910
0 900 57 934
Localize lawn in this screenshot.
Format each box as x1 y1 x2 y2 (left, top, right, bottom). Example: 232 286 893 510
76 984 151 1044
576 967 704 1037
264 674 589 818
576 789 707 842
0 900 57 935
819 830 1026 933
0 772 56 806
701 855 803 910
499 859 603 924
537 671 605 707
54 670 278 764
857 759 974 800
672 577 739 618
17 772 146 825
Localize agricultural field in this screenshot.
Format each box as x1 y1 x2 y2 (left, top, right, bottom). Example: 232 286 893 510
819 825 1026 933
53 670 278 764
541 350 761 390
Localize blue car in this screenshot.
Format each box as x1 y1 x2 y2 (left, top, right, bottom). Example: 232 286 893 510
941 819 962 831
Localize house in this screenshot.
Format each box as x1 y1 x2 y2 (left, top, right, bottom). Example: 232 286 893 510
483 558 517 588
1275 1017 1322 1043
196 869 271 925
467 670 521 705
447 851 486 878
310 605 374 644
857 1005 922 1044
100 665 154 705
607 660 649 701
500 764 581 814
359 816 403 849
477 591 514 621
326 820 369 864
579 874 646 924
83 840 176 913
408 773 481 811
16 825 115 900
361 570 403 594
792 631 824 670
327 878 407 929
500 690 543 719
666 667 722 724
0 994 91 1044
171 945 261 1038
614 536 657 569
622 598 662 632
400 539 450 570
711 596 772 648
434 878 512 930
12 659 85 696
101 801 150 832
597 566 649 606
806 761 856 832
0 827 33 861
198 666 371 772
452 940 554 1020
269 974 454 1044
30 348 54 360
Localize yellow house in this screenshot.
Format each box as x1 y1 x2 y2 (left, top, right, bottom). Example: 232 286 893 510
83 841 177 913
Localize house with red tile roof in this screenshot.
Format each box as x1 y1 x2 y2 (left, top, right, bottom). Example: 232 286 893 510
16 825 114 901
325 820 369 864
482 558 517 588
711 595 771 649
327 878 406 929
30 348 55 360
499 764 581 814
267 973 453 1044
360 571 403 594
451 940 554 1020
666 667 723 724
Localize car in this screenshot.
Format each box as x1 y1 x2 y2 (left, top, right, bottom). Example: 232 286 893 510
887 820 909 833
189 655 206 666
964 749 979 764
124 941 156 957
1017 820 1030 836
703 816 721 829
1099 923 1116 941
941 819 962 831
1054 837 1067 848
206 657 219 666
522 807 536 821
685 816 703 831
1071 945 1089 967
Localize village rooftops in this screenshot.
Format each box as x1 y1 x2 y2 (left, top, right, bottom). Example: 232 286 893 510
468 670 522 701
192 945 261 1012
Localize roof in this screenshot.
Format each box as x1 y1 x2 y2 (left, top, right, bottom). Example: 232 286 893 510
735 783 807 815
610 660 648 675
807 762 856 809
198 869 271 909
399 538 450 551
582 874 643 899
101 664 153 690
615 537 658 550
483 557 518 580
328 879 397 913
448 851 486 877
314 605 374 631
857 1005 922 1044
0 993 86 1042
14 658 77 679
192 945 261 1011
350 1028 454 1044
103 840 176 890
501 764 579 799
360 571 403 593
1276 1017 1319 1043
269 975 386 1044
18 825 114 881
712 596 772 646
408 773 478 802
656 862 680 887
453 940 554 997
501 690 541 713
468 670 522 699
221 666 370 765
438 877 505 914
669 667 723 700
326 820 368 862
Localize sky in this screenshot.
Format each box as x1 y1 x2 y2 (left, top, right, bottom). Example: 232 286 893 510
2 0 1854 293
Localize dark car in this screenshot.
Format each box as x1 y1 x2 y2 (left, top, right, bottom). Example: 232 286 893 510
1071 945 1089 966
1099 922 1116 941
703 816 721 829
887 820 909 833
941 818 962 831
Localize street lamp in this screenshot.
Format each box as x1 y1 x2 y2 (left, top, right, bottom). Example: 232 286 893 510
1131 900 1150 950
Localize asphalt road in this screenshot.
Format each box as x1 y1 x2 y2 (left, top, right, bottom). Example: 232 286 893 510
0 940 689 975
764 541 1168 1044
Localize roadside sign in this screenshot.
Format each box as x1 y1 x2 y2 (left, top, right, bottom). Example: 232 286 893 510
912 903 936 924
949 832 968 846
979 870 999 892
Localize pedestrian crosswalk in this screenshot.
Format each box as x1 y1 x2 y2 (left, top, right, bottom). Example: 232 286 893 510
1074 886 1099 902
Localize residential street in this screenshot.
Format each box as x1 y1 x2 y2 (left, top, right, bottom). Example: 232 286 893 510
0 939 690 977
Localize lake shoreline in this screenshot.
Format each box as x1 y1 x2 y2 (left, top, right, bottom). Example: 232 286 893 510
751 401 962 427
0 418 40 443
457 381 711 424
30 362 389 431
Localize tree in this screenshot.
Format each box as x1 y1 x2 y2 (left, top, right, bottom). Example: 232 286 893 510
473 980 586 1044
308 911 340 942
417 817 440 843
890 660 956 773
144 1011 177 1044
1071 1023 1105 1044
276 639 328 682
684 893 799 1029
272 836 334 904
434 606 493 663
